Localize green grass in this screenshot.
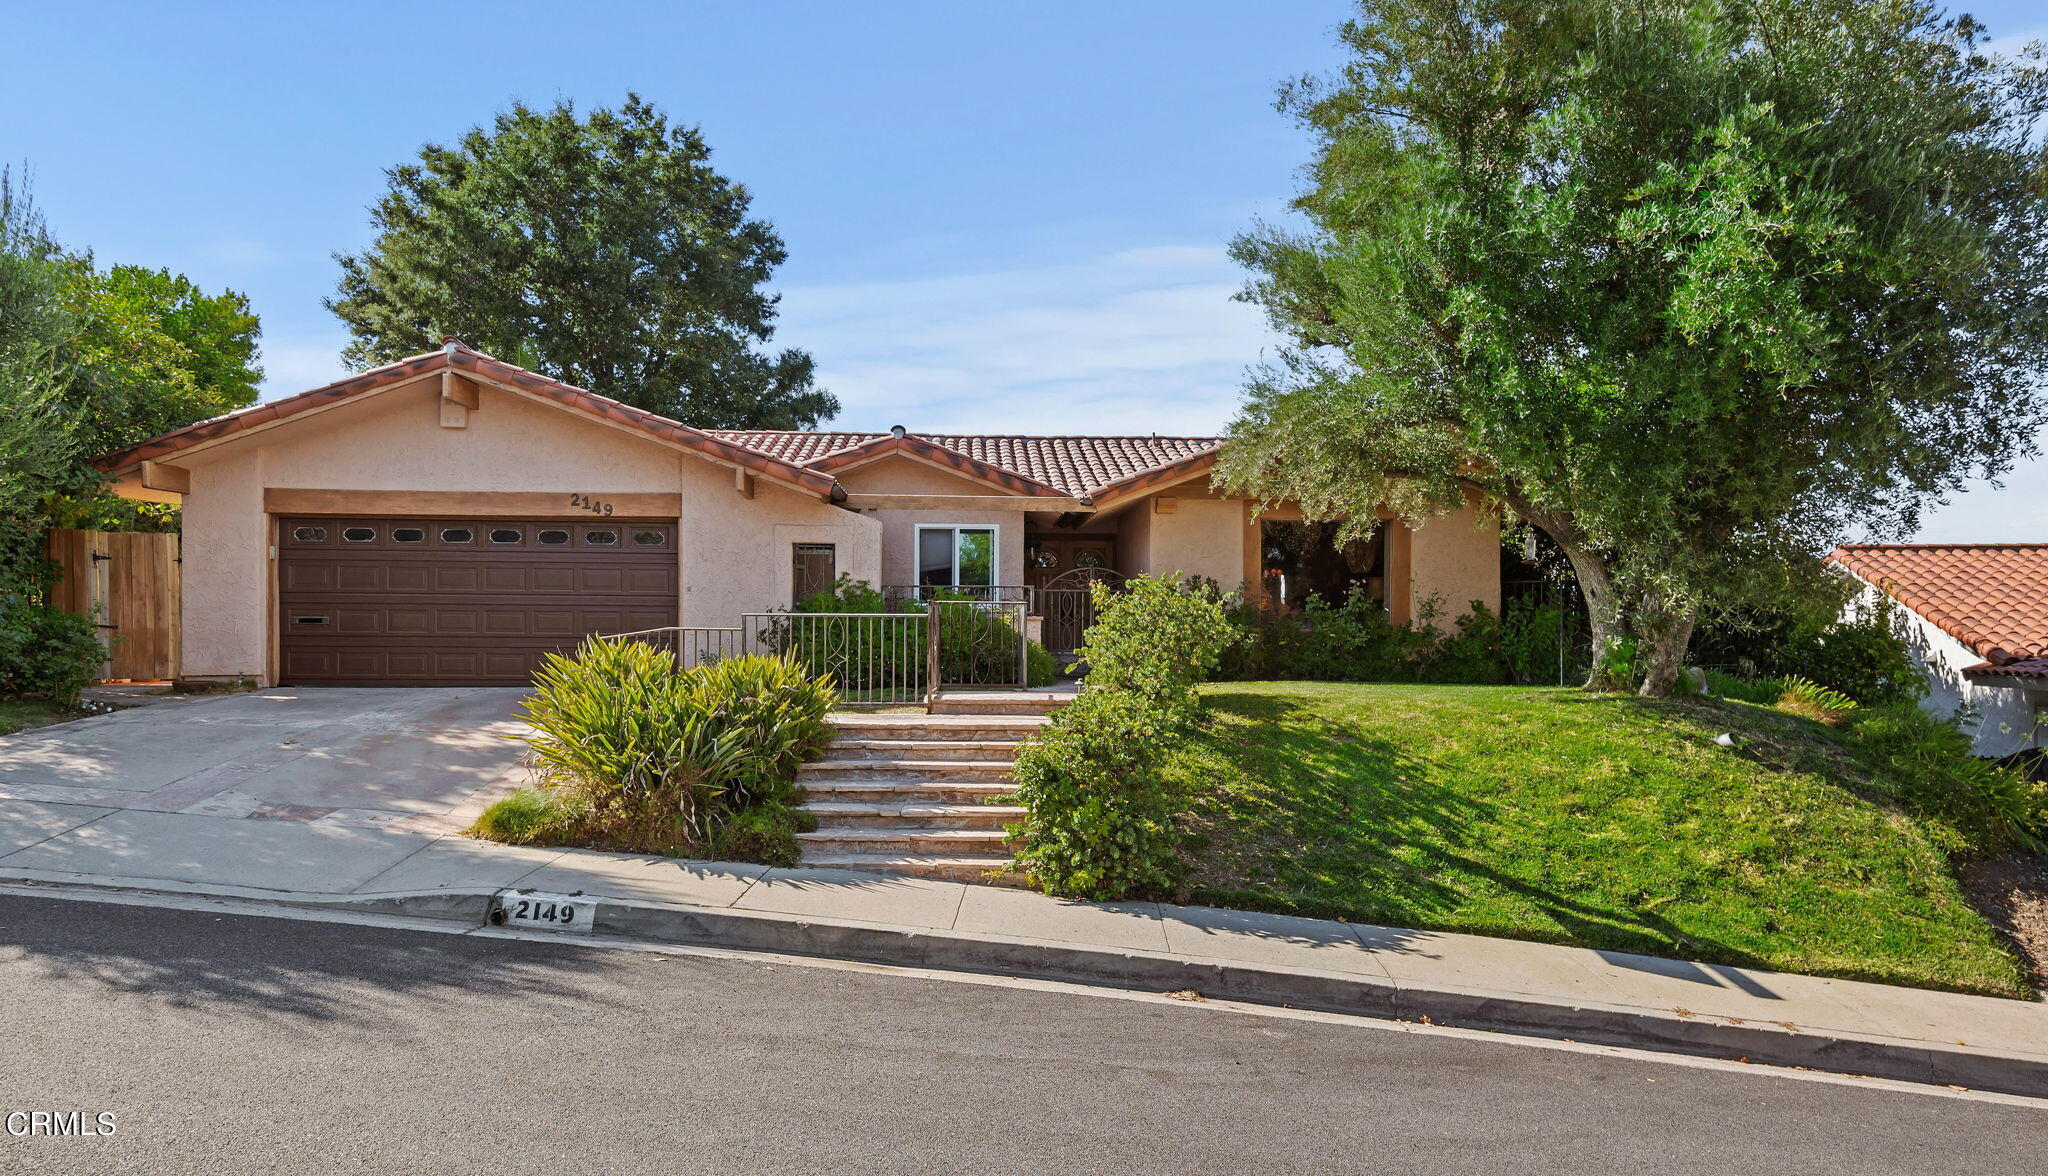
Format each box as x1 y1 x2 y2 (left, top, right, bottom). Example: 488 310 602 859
0 698 80 737
1171 682 2032 998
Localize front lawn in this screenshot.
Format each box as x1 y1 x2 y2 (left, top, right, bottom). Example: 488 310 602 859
1172 682 2032 998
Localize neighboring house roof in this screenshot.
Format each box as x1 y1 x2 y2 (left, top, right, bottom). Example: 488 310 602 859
710 430 1224 500
1827 544 2048 679
92 342 844 501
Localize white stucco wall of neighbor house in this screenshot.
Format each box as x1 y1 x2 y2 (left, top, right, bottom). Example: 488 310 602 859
1852 582 2047 757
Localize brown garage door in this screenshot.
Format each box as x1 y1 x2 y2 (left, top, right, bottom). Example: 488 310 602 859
278 517 678 686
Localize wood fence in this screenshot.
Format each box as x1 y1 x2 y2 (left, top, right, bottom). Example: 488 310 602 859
45 529 181 681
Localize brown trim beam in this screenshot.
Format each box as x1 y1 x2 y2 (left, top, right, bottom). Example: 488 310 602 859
441 370 482 409
262 488 681 518
139 461 191 495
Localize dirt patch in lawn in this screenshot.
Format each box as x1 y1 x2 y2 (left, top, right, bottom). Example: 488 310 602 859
1959 853 2048 995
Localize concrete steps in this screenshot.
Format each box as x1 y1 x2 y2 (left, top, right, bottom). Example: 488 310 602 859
798 852 1024 884
797 692 1071 881
925 690 1071 717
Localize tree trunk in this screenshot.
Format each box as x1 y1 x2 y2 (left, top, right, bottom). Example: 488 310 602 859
1494 486 1628 692
1635 602 1697 698
1557 540 1629 691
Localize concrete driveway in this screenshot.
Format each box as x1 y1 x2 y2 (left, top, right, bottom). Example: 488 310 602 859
0 686 532 833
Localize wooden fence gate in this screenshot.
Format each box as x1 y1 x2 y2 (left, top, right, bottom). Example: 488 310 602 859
45 529 182 681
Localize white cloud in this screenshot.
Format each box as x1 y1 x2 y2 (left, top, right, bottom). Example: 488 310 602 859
779 245 1272 435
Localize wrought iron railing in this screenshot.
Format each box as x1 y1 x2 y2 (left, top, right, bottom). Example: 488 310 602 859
929 600 1030 692
882 584 1031 608
606 602 1029 706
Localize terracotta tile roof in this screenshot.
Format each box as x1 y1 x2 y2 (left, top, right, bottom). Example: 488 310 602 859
1827 544 2048 669
710 430 1223 499
1990 656 2048 681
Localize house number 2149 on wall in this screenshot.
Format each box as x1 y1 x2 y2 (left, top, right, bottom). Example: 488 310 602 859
568 493 614 516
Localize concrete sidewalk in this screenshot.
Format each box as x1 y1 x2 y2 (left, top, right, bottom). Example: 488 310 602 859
1 796 2044 1097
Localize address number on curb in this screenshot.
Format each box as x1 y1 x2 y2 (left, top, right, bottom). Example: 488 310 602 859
493 891 597 932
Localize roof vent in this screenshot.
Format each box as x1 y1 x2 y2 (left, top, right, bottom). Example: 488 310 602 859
890 424 908 438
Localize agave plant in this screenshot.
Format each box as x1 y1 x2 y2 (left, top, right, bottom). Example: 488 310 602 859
515 642 838 852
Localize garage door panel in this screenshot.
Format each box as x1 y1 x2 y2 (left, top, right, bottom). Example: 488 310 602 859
279 516 678 686
530 567 576 593
337 564 387 591
434 566 483 592
483 566 528 592
283 564 337 591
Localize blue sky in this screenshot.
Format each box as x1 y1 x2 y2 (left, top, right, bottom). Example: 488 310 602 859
5 1 2044 540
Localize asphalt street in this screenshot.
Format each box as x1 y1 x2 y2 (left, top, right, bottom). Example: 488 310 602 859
1 894 2042 1175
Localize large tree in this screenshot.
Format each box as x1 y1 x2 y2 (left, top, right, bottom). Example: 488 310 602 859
0 168 263 563
1221 0 2048 694
328 94 837 430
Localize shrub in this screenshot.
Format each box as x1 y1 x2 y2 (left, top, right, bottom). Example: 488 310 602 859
1695 596 1925 708
1775 674 1860 722
486 642 838 858
1417 602 1511 685
1847 703 2048 855
1215 591 1530 685
789 576 1052 691
1025 639 1058 687
684 653 838 806
0 595 102 706
1498 596 1577 685
1011 576 1234 899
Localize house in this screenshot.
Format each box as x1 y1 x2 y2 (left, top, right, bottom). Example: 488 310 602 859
1827 544 2048 756
93 341 1502 687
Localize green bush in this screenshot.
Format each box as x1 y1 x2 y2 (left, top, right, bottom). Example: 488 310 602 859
1498 596 1577 685
1776 674 1860 720
1696 596 1925 708
788 575 1051 692
1025 639 1058 687
0 595 102 706
1011 576 1234 899
481 642 836 858
685 653 838 806
1847 703 2048 855
1215 590 1518 685
1418 602 1511 685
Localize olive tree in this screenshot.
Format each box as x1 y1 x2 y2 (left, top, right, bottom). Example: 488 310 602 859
1223 0 2048 694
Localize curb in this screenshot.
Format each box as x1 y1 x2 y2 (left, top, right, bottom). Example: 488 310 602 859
6 868 2044 1098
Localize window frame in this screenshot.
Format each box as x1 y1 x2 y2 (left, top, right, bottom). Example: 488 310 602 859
912 524 999 588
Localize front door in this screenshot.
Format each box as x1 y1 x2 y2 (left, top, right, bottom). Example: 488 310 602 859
1026 534 1117 654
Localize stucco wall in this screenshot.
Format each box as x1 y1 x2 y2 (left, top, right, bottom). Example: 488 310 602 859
1134 498 1247 589
835 454 1000 495
174 378 877 682
1852 583 2045 757
1406 499 1501 622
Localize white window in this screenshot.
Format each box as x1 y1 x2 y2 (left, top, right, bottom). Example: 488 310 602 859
915 525 997 588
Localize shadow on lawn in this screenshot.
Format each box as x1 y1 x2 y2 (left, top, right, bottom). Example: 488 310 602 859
1184 690 1773 973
